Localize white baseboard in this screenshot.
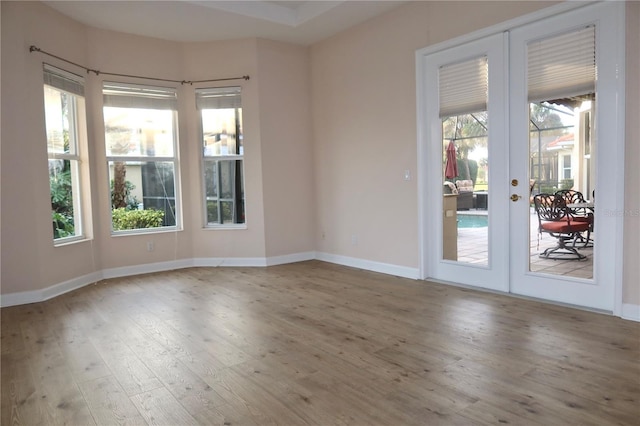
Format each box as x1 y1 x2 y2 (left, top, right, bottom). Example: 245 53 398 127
266 251 316 266
0 252 318 307
315 252 420 280
192 257 267 267
0 271 102 307
101 259 194 279
621 303 640 322
0 290 43 308
192 252 316 268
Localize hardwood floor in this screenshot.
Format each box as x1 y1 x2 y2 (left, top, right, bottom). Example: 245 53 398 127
2 260 639 425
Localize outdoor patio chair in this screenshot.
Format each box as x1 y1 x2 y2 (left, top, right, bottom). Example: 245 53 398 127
554 189 594 247
455 179 474 210
533 193 590 260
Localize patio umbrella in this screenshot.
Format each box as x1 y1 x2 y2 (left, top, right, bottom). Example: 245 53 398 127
445 140 458 179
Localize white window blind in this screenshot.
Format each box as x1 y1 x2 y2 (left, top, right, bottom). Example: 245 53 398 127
196 87 242 110
103 82 178 110
43 64 84 96
527 25 595 103
439 56 488 118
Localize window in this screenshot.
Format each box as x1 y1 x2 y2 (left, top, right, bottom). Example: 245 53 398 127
43 65 89 243
562 154 572 179
196 87 245 227
103 82 180 232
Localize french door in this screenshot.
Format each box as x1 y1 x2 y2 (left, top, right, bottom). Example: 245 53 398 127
507 3 623 310
418 2 624 311
419 33 509 293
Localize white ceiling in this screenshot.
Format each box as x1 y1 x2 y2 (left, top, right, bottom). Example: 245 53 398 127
43 0 407 46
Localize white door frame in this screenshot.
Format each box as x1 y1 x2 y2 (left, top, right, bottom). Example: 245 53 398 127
416 1 625 314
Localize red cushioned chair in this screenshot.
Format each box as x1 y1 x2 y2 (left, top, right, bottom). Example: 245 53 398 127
533 193 590 260
554 189 593 248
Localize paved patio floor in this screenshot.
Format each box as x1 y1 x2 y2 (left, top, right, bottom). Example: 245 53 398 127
455 209 593 279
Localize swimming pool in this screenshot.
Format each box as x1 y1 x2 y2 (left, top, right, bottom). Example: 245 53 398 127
458 214 488 228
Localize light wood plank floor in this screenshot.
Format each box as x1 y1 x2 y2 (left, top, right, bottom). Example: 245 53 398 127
2 261 639 425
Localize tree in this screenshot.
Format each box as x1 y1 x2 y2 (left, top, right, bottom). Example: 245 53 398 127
110 179 138 210
106 126 130 209
443 112 487 185
529 103 566 136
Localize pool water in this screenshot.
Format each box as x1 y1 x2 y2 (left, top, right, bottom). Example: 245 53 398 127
458 214 488 228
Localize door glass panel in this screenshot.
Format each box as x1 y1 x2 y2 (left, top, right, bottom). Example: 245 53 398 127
442 116 489 264
440 57 489 265
527 27 595 279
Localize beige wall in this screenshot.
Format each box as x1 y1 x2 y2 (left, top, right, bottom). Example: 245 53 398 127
1 1 638 309
255 39 316 258
310 4 422 267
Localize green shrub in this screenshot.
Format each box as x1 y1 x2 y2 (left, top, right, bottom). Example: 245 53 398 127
540 184 558 194
52 212 74 238
560 179 574 190
112 208 164 231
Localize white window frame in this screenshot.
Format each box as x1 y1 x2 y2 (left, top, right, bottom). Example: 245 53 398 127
562 154 572 180
103 82 181 235
43 64 89 245
196 86 246 229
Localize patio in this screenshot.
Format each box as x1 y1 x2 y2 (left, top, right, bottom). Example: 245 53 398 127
455 208 593 279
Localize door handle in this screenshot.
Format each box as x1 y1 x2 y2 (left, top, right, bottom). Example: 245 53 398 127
510 194 522 202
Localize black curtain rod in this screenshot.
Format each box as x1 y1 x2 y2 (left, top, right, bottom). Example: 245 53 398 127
30 45 250 85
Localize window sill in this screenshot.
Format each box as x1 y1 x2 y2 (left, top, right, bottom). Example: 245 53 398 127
111 227 181 237
54 236 91 247
204 224 247 231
